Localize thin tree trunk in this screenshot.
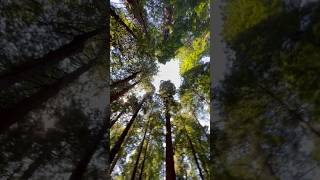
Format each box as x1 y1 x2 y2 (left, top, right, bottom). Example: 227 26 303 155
110 7 137 39
110 109 126 128
256 83 320 137
0 59 98 132
7 162 23 180
0 29 101 89
109 151 121 174
125 0 148 36
19 153 46 180
69 119 108 180
164 100 176 180
110 71 141 89
130 120 150 180
110 81 140 103
191 109 209 140
189 110 209 175
110 94 149 162
138 127 152 180
185 128 204 180
162 0 172 42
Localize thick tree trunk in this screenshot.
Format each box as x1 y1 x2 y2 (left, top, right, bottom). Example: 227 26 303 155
185 128 204 180
110 71 141 89
110 109 126 128
110 7 137 39
0 29 101 89
110 94 149 162
138 128 152 180
110 81 140 103
130 120 150 180
165 101 176 180
69 119 108 180
0 59 97 132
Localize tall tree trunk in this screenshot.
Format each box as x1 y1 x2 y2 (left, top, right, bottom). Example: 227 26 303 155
188 110 209 175
20 153 46 180
185 127 204 180
0 59 97 132
109 151 121 174
110 81 140 103
125 0 148 36
191 109 209 140
110 109 126 128
110 7 137 39
110 71 141 89
138 127 152 180
130 120 150 180
162 0 172 42
110 94 149 162
164 100 176 180
0 29 101 89
256 83 320 137
69 118 108 180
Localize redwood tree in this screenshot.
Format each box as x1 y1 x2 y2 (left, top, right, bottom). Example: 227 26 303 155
159 80 176 179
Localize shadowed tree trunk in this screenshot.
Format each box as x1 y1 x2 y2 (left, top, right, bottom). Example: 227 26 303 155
138 127 152 180
0 58 98 132
164 99 176 180
131 120 150 180
256 83 320 137
0 29 102 89
110 7 137 39
125 0 148 36
110 109 126 128
20 153 47 179
162 0 173 42
110 71 141 89
110 94 150 162
110 81 140 103
191 109 209 140
184 127 204 180
109 151 121 174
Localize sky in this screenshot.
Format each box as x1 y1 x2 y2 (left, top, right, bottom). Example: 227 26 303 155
152 60 182 93
151 60 210 128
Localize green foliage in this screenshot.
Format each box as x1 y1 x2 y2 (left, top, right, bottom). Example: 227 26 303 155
223 0 281 43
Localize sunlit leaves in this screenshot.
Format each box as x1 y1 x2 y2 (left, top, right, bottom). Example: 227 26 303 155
223 0 281 43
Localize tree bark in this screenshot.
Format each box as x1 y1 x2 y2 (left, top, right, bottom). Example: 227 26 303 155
110 94 149 162
0 59 97 132
130 120 150 180
164 100 176 180
110 81 140 103
0 29 101 89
